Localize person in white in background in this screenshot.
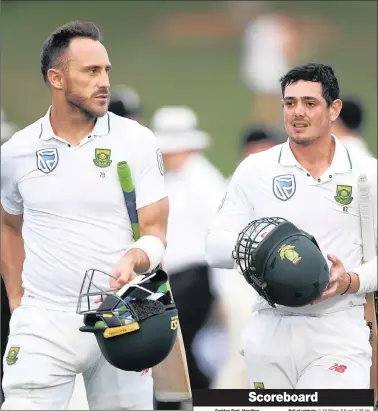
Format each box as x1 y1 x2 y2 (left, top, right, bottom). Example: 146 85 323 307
206 63 377 389
1 109 18 146
150 106 228 393
240 12 335 127
1 109 19 407
212 126 281 389
240 13 297 126
241 14 292 96
332 97 374 158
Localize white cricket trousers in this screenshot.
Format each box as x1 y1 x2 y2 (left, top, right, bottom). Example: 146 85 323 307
241 305 372 389
1 302 153 410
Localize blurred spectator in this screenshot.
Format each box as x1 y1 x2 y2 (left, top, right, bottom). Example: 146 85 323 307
240 125 281 158
151 106 227 391
241 14 294 96
240 12 336 127
226 125 281 183
240 13 298 126
1 108 18 403
1 109 18 146
209 267 256 389
108 85 141 121
210 126 281 389
332 96 373 157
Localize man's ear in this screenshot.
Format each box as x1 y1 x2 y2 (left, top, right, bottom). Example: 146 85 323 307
330 99 342 122
47 68 64 90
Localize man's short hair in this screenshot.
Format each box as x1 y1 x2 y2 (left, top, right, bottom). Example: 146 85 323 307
280 63 340 107
40 21 101 84
339 97 364 130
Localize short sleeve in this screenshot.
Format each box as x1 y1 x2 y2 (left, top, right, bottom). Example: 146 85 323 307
131 127 167 209
1 142 24 215
210 158 255 233
206 158 256 269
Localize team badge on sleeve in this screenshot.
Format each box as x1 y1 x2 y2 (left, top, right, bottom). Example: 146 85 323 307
6 346 20 366
334 185 353 206
93 149 112 168
273 174 296 201
36 148 59 174
156 149 164 175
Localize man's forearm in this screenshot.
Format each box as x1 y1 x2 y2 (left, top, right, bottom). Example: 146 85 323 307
1 225 25 301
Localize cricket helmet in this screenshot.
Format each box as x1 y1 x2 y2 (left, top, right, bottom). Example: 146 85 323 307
233 217 329 307
77 268 178 371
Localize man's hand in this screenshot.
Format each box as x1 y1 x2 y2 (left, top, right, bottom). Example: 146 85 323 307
313 254 356 304
95 249 149 302
110 255 137 289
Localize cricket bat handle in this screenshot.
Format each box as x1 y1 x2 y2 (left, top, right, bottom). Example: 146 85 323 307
117 161 192 401
357 173 377 403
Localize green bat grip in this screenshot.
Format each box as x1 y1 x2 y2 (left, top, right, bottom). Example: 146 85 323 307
117 161 167 292
117 161 134 193
117 161 140 240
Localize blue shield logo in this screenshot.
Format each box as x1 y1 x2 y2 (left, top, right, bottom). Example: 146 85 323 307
36 148 59 174
273 174 296 201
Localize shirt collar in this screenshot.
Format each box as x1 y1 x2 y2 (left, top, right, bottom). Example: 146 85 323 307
39 106 111 141
278 135 352 174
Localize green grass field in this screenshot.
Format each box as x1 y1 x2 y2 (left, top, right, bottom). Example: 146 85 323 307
2 1 376 175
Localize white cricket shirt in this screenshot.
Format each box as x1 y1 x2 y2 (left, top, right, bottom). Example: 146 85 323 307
1 108 167 309
206 136 377 315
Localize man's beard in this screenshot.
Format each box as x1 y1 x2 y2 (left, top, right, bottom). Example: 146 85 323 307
66 91 105 119
289 134 319 146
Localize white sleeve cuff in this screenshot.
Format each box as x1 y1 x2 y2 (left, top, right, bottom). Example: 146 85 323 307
127 235 165 273
205 230 239 270
354 256 377 294
1 199 23 215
